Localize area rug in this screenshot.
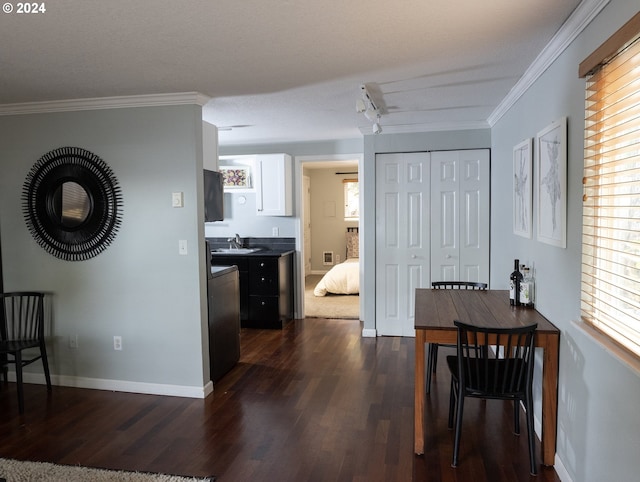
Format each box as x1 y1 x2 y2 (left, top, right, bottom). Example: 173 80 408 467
0 458 215 482
304 274 359 319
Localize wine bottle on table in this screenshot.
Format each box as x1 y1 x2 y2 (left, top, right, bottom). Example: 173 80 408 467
520 266 535 308
509 259 523 306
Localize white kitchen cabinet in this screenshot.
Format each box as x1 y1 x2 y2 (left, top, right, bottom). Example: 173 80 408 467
254 154 292 216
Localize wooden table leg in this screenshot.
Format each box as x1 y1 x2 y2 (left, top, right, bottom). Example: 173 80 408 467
414 330 426 454
541 333 560 466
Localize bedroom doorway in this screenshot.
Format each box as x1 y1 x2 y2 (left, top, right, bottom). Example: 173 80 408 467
296 155 362 320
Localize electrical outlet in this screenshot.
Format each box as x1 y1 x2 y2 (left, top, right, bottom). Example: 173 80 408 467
113 335 122 351
69 334 79 349
272 227 279 236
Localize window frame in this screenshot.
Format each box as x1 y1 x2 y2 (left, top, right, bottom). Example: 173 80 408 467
343 178 359 221
579 12 640 360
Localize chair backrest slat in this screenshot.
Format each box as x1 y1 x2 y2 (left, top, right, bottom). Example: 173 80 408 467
0 292 44 342
454 320 536 397
432 281 487 290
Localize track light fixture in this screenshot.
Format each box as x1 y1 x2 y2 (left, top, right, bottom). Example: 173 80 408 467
373 120 382 134
357 84 383 134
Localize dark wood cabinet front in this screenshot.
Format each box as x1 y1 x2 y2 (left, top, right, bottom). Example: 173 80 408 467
211 252 293 329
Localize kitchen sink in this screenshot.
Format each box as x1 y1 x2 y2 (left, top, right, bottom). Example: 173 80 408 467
213 247 262 254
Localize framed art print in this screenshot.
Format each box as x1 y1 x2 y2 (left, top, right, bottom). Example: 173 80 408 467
219 166 251 190
535 118 567 248
513 138 532 238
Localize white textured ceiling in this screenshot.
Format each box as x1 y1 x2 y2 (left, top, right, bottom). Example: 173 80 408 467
0 0 581 146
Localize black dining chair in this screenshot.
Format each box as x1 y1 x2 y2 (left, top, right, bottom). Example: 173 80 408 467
427 281 487 393
447 320 538 475
0 292 52 413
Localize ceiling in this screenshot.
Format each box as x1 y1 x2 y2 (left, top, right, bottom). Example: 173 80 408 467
0 0 582 146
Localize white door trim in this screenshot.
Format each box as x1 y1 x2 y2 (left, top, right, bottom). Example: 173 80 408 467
294 153 364 321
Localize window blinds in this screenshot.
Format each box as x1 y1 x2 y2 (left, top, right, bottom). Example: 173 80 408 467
581 34 640 357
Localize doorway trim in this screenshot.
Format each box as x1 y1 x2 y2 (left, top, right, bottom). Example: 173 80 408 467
294 153 364 322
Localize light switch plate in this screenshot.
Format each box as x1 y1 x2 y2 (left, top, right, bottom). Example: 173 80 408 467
179 239 188 255
172 192 184 208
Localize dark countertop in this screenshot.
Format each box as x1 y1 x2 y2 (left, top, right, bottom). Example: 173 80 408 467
210 249 295 258
210 265 238 277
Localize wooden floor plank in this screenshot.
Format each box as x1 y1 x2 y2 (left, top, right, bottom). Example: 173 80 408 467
0 317 561 481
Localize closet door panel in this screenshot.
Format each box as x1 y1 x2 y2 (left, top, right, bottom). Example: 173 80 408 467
376 152 429 336
430 150 489 285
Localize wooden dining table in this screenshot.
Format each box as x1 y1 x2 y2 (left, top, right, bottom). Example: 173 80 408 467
414 288 560 466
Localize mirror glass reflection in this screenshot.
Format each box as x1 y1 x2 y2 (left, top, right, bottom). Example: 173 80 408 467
53 181 91 228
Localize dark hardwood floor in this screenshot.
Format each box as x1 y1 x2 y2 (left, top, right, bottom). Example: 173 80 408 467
0 318 560 481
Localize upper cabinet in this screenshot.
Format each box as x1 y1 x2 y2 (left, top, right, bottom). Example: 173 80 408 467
254 154 292 216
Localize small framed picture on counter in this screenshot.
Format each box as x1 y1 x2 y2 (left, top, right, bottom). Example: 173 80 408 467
220 166 251 190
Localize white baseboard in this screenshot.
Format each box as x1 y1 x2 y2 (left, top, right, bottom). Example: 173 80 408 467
361 328 377 337
5 371 213 399
553 455 572 482
532 408 572 481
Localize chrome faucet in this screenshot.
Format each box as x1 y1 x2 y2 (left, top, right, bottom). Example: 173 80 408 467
227 233 243 249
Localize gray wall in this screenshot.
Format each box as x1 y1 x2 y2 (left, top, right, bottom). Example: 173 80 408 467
0 104 210 394
490 1 640 480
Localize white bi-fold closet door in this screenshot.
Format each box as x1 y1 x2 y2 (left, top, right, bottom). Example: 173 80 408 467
375 150 490 336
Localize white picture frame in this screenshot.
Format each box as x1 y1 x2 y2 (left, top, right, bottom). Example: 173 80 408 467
219 166 252 191
513 138 533 238
535 117 567 248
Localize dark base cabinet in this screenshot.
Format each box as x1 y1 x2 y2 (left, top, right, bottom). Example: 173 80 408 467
212 256 250 321
207 266 240 383
211 251 294 329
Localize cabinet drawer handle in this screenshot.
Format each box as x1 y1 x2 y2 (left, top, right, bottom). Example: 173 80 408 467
260 262 265 267
261 277 265 282
261 301 266 306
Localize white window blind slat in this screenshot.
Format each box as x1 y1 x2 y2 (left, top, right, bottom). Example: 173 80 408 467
581 34 640 358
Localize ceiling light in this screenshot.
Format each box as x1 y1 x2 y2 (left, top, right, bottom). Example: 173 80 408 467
364 107 378 122
360 84 379 112
358 83 383 134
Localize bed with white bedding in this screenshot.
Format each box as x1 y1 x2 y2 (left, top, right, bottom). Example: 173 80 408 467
313 228 359 296
313 258 359 296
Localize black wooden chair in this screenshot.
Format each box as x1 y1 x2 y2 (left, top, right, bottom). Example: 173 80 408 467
0 292 52 413
427 281 487 393
447 320 538 474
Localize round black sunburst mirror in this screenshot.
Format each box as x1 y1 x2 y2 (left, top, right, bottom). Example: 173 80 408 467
22 147 123 261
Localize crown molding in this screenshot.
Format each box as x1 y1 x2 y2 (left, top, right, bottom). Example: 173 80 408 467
487 0 610 126
358 119 490 136
0 92 211 116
